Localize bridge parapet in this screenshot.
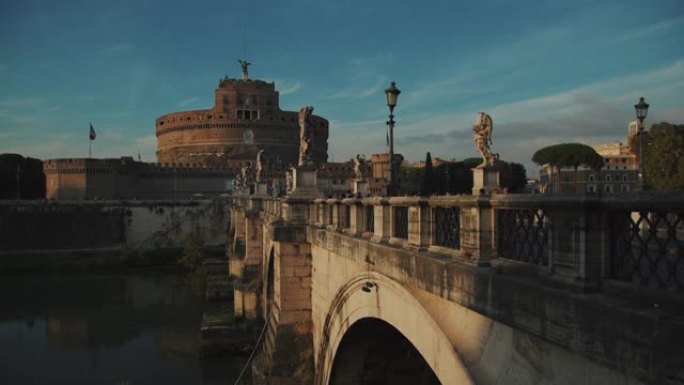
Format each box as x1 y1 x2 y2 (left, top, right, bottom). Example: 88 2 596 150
300 193 683 293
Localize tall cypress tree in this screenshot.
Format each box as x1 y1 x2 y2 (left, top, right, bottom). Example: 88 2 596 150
421 152 434 196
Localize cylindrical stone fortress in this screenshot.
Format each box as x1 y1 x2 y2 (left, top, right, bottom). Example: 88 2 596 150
156 75 329 168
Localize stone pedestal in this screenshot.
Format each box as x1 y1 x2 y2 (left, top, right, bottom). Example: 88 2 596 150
472 167 499 195
253 182 269 197
353 180 367 196
289 167 323 198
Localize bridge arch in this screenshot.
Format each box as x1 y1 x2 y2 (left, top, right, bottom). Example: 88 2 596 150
316 272 473 385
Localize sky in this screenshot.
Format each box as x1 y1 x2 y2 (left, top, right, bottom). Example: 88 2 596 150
1 0 683 176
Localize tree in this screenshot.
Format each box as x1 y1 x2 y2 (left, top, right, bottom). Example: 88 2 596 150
433 162 469 194
433 158 527 194
420 152 436 196
532 143 603 193
500 162 528 192
0 154 46 199
640 122 684 190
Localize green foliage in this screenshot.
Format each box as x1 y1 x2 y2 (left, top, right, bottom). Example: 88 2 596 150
0 153 46 199
420 152 435 196
499 161 528 192
642 122 684 190
434 162 472 194
532 143 603 192
401 166 424 183
432 158 527 194
179 231 204 270
532 143 603 170
462 157 483 169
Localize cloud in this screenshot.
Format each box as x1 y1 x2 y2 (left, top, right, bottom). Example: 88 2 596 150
332 59 684 176
330 75 386 100
278 81 302 95
100 43 133 54
326 54 394 101
0 98 45 108
612 16 684 42
0 135 79 159
177 97 198 107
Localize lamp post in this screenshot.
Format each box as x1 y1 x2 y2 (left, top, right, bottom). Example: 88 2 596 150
385 81 401 196
634 97 649 190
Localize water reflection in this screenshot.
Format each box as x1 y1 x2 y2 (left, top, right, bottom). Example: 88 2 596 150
0 273 242 385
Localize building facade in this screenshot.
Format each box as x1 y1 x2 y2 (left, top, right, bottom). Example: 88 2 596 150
539 121 640 194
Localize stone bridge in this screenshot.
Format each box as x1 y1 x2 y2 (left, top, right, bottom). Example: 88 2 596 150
227 184 683 385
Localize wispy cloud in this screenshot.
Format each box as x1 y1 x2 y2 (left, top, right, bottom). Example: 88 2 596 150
278 80 302 95
0 98 45 108
327 54 393 101
177 97 198 107
333 59 684 175
100 43 133 54
331 75 386 100
612 16 684 42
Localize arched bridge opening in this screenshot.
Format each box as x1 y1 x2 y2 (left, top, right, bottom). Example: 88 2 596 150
329 318 439 385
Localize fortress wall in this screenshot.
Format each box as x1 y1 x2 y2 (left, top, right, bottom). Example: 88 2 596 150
0 199 229 271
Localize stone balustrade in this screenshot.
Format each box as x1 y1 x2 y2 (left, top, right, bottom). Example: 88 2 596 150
242 191 683 293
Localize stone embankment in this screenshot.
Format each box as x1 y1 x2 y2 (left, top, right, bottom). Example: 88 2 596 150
0 199 228 271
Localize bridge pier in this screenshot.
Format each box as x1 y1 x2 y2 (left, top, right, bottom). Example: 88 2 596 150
253 222 314 385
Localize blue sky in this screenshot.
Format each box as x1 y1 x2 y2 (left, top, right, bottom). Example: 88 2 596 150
1 0 683 175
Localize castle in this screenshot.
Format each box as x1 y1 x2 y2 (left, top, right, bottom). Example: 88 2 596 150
156 67 328 168
44 63 331 200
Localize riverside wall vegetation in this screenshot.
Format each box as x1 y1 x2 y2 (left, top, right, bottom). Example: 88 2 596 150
0 199 229 272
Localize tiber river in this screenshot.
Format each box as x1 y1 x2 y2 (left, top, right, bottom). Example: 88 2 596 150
0 273 244 385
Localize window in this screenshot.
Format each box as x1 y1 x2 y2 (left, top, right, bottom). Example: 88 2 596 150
587 185 595 193
606 175 611 182
237 109 259 121
588 174 594 182
622 175 628 182
604 185 612 193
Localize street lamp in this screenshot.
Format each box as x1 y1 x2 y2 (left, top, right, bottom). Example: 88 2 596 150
634 97 649 190
385 81 401 196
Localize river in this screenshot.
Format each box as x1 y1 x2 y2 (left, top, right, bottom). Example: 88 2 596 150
0 272 244 385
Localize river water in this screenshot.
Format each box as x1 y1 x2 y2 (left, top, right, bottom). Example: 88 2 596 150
0 273 244 385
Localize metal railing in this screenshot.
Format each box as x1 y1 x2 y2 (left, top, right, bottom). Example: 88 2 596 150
610 210 683 291
497 208 548 266
365 205 374 233
433 206 460 249
393 206 409 239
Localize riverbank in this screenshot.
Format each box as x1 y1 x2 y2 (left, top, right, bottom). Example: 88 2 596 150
0 198 229 273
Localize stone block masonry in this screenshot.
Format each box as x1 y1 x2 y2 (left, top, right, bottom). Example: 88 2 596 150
0 199 229 271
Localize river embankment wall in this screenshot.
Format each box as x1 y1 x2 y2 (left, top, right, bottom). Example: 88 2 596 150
0 199 229 271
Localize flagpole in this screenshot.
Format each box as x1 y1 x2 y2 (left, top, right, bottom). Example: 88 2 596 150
89 138 92 159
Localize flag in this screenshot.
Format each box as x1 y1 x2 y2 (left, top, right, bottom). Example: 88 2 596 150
89 122 96 141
